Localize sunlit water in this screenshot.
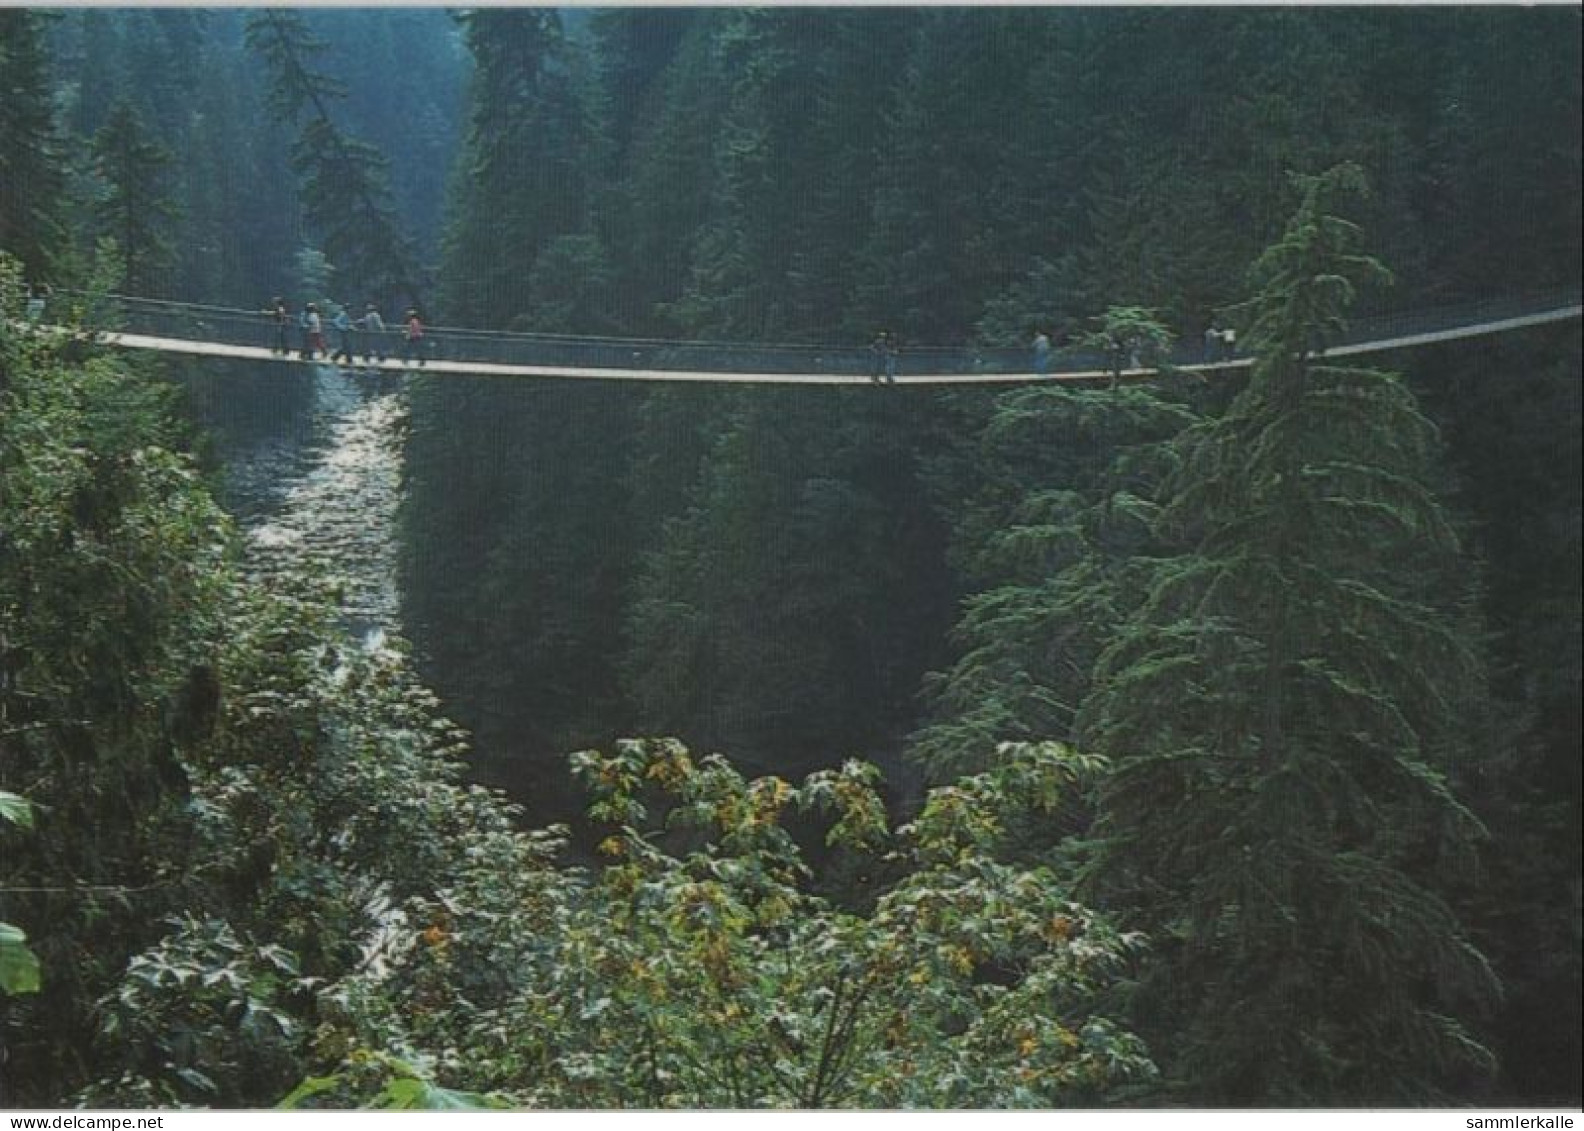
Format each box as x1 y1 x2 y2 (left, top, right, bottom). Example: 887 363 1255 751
212 365 593 836
209 363 921 847
230 365 405 651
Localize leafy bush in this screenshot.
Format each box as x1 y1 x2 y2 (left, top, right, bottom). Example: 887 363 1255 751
287 738 1154 1109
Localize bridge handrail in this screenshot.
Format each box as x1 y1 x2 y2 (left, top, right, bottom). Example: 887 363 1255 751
37 286 1584 378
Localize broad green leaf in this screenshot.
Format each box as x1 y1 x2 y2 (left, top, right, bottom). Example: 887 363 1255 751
0 791 33 829
0 923 42 995
415 1083 510 1111
277 1075 345 1109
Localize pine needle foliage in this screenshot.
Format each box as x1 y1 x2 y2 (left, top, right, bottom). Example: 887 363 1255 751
245 11 418 306
0 11 67 279
90 101 178 295
438 9 600 326
1080 165 1500 1104
912 383 1197 782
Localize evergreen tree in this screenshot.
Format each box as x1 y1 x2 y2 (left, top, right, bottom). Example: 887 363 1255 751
597 12 730 336
666 10 795 338
589 8 695 157
1410 327 1584 1103
0 10 67 278
0 257 229 1101
851 9 1076 343
1081 166 1500 1103
315 9 467 258
90 101 178 295
779 9 917 340
246 10 418 305
400 373 642 821
177 57 254 303
910 383 1198 782
438 8 598 326
51 9 127 140
623 390 955 780
667 9 908 341
524 234 615 333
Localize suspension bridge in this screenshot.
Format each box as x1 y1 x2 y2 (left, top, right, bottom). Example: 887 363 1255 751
18 289 1582 386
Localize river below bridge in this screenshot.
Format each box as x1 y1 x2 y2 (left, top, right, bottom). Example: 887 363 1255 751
190 360 920 846
194 359 620 847
233 366 404 651
189 361 602 844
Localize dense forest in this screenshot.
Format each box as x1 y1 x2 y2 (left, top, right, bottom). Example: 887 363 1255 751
1 5 1580 1110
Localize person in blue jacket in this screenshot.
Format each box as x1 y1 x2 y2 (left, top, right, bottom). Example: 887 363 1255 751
359 303 387 363
330 304 355 365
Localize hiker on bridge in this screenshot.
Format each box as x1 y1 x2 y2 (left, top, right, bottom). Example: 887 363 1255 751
330 304 356 365
359 303 386 363
869 330 897 385
1033 328 1053 377
262 297 289 354
301 303 325 360
401 308 426 366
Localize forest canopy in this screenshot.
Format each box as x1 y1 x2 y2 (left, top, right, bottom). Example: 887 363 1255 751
1 5 1579 1111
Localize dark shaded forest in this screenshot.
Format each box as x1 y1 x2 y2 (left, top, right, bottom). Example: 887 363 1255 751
1 5 1580 1111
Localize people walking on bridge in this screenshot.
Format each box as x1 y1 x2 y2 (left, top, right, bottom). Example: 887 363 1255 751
1203 322 1221 364
262 297 289 354
401 308 426 366
359 303 386 363
301 303 325 360
1033 328 1052 377
1221 326 1236 361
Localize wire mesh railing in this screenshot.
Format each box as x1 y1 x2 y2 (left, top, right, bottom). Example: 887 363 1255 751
34 287 1584 379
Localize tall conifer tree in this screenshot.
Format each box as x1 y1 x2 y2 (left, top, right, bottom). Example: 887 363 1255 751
1081 166 1499 1103
438 8 598 326
90 101 177 295
910 383 1197 781
0 10 66 277
246 11 417 304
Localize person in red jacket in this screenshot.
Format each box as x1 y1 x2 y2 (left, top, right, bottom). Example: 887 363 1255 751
401 308 426 366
